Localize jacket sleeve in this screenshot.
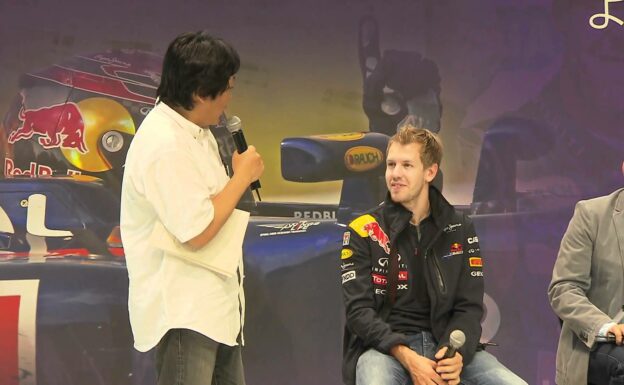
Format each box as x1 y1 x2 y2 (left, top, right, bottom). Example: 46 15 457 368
548 201 612 348
440 216 484 364
340 225 408 353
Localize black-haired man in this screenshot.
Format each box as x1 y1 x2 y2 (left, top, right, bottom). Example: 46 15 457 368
121 31 263 385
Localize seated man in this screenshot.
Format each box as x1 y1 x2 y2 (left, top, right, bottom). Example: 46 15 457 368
340 124 526 385
549 165 624 385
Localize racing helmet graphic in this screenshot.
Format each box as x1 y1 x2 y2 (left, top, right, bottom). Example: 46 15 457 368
1 50 162 192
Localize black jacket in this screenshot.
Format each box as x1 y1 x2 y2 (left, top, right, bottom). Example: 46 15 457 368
340 186 484 385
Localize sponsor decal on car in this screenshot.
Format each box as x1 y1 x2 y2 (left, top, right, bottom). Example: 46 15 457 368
8 102 88 153
0 279 39 385
313 132 365 141
258 221 320 236
4 159 53 177
294 210 336 220
344 146 384 172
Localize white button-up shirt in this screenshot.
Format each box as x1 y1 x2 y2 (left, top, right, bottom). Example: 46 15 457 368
120 102 244 352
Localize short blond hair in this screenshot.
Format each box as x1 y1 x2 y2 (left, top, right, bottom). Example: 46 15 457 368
387 124 443 168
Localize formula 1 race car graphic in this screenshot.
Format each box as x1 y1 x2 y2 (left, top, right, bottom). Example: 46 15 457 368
0 50 564 385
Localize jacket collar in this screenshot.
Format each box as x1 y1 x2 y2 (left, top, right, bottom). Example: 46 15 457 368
382 185 455 237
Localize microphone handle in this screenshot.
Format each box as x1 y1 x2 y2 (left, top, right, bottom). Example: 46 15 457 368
443 345 457 359
231 130 261 191
232 130 248 152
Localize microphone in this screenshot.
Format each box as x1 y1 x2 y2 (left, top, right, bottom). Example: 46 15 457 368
226 115 262 201
596 333 616 343
442 330 466 359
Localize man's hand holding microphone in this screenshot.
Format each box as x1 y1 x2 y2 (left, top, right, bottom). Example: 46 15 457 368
390 330 464 385
232 144 263 194
227 115 263 201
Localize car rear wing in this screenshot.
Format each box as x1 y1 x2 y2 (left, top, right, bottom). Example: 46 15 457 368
280 132 389 223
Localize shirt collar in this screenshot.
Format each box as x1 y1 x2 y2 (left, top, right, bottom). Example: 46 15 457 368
156 102 206 139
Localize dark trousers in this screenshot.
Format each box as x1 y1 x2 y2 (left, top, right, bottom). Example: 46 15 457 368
155 329 245 385
589 343 624 385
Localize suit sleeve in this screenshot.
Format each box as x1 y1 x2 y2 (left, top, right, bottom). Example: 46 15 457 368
340 225 408 353
440 217 484 364
548 201 612 348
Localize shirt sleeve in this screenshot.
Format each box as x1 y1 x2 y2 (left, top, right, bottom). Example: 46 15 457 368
598 322 616 338
142 148 219 243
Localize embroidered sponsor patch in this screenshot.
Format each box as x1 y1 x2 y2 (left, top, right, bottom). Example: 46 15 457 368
363 222 390 254
450 242 463 256
467 236 479 244
443 223 462 233
341 262 354 270
349 214 377 237
348 215 391 254
343 231 350 246
342 271 356 284
469 257 483 267
372 274 387 285
341 249 354 260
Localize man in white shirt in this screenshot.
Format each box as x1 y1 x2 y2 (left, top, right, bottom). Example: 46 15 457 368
120 31 264 385
549 164 624 385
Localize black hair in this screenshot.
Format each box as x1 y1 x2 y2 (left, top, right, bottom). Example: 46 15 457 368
157 31 240 110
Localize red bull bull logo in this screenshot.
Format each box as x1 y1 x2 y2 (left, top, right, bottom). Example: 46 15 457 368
8 103 88 154
450 243 463 255
363 222 391 254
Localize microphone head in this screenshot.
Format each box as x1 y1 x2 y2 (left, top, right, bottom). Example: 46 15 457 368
449 330 466 349
226 115 242 133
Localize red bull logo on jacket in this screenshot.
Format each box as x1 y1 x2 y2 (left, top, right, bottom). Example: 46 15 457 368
349 214 392 254
8 103 88 154
450 242 463 256
363 221 391 254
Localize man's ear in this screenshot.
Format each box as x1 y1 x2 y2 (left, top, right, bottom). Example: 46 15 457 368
189 93 203 109
424 163 439 183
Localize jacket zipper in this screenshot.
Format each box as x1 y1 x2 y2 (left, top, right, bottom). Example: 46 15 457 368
430 249 447 295
422 227 446 295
